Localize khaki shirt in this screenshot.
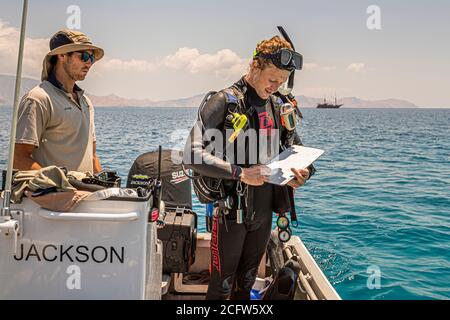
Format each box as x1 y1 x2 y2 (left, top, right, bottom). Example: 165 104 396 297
15 81 96 173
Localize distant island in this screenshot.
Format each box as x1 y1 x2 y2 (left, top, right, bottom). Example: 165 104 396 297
0 74 419 109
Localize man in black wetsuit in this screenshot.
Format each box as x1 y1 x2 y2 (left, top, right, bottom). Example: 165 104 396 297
183 35 313 300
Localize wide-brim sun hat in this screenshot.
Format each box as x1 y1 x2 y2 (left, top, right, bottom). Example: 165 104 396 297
41 29 104 81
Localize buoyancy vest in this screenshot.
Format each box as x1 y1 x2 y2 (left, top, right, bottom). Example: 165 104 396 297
190 78 294 219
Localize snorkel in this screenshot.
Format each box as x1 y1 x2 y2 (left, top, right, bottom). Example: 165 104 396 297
277 26 299 95
275 26 304 125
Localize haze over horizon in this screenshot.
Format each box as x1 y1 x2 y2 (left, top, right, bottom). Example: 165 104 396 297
0 73 420 109
1 0 449 108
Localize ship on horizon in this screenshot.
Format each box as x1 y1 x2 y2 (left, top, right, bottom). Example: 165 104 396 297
317 95 343 109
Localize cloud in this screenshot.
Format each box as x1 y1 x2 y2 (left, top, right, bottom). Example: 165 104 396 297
1 19 247 80
0 20 48 78
95 47 248 78
98 57 156 72
162 47 247 77
347 63 366 73
306 62 370 73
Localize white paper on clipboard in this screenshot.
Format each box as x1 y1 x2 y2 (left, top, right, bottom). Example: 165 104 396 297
266 145 324 186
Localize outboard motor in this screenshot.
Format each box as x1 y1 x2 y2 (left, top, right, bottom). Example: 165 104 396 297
127 149 197 274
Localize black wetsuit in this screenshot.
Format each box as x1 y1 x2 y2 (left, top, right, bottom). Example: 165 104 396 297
184 77 312 300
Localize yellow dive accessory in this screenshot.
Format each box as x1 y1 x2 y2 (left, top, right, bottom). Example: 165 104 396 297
228 113 248 143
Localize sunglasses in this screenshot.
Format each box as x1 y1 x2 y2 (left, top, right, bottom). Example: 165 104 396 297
75 51 95 64
255 48 303 71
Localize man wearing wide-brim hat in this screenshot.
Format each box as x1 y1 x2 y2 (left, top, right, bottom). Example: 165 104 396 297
14 29 104 174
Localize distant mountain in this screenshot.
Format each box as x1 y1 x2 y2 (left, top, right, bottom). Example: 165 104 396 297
88 94 154 107
151 94 206 108
88 93 206 108
0 74 419 108
0 74 41 105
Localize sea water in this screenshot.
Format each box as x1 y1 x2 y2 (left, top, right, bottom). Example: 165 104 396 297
1 107 449 300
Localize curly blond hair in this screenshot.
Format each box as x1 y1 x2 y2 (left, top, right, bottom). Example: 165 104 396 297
252 36 293 70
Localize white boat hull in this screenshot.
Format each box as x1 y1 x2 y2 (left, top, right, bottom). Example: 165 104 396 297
0 197 162 300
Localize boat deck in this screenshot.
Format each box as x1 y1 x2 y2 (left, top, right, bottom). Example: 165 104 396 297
161 232 340 300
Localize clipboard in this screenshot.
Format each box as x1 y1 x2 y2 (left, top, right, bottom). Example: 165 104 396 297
266 145 324 186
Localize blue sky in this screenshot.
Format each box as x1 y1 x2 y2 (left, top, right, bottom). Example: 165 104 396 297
1 0 449 107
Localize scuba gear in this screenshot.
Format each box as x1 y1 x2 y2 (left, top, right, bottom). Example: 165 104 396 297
288 187 299 227
186 90 242 205
276 212 292 243
262 258 300 300
192 175 225 204
183 29 317 299
278 81 292 96
216 195 234 211
227 113 248 143
186 85 253 207
185 77 300 216
95 170 121 186
81 169 121 188
255 48 303 71
276 26 298 95
280 103 298 132
236 181 246 224
185 75 316 300
276 215 289 229
278 228 292 242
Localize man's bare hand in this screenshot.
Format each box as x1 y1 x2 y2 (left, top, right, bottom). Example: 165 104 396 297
241 165 271 186
288 168 310 189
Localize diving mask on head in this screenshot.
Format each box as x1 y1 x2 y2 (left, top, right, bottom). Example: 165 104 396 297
255 48 303 71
